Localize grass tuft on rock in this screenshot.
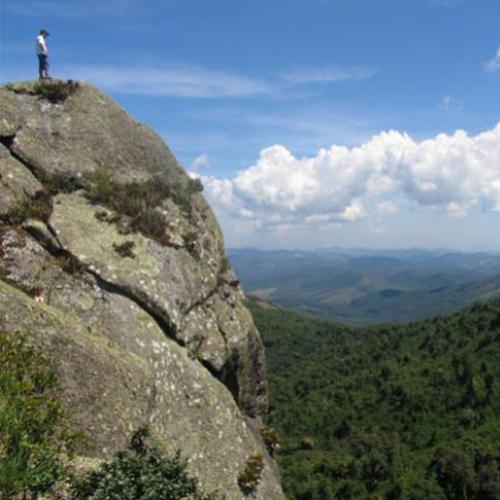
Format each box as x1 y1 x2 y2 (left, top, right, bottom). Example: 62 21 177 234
1 191 53 225
33 79 80 104
113 240 136 259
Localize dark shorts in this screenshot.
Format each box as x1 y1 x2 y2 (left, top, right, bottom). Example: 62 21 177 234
38 54 48 71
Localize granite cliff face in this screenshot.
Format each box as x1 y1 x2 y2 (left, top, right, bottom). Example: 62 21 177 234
0 81 284 499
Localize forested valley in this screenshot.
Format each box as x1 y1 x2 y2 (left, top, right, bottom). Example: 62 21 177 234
249 298 500 499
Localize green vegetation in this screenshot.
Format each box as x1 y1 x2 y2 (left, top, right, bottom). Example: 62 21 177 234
84 169 202 249
0 171 85 227
261 425 281 456
0 332 75 498
0 333 218 499
249 298 500 499
112 240 136 259
188 177 204 194
33 79 80 104
84 168 202 218
41 171 84 195
1 191 53 225
55 252 87 276
71 426 217 500
238 453 265 495
5 80 80 104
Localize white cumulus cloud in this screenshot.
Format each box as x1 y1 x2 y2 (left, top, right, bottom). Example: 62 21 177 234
198 124 500 229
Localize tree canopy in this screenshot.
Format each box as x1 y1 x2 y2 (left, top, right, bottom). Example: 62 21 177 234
249 298 500 499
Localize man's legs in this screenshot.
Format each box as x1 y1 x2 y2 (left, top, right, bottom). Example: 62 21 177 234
44 57 50 78
38 55 50 79
38 55 44 79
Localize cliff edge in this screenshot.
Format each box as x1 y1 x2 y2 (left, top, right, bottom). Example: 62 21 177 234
0 80 284 499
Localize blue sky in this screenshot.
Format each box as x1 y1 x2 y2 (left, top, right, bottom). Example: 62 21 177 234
1 0 500 251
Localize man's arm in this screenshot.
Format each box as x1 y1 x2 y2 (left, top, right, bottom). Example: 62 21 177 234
37 36 48 55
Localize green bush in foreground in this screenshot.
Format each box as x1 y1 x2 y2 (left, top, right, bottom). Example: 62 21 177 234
0 332 74 499
71 427 217 500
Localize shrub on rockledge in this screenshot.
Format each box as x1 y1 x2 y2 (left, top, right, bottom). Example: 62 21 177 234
0 332 75 498
71 426 217 500
2 191 53 224
83 169 201 248
238 453 265 495
33 80 80 103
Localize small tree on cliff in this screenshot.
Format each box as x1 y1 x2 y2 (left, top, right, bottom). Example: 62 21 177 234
71 426 218 499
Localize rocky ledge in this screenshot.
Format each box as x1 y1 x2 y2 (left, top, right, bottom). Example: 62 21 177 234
0 80 283 499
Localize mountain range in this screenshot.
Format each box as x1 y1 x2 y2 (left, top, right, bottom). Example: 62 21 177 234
229 248 500 325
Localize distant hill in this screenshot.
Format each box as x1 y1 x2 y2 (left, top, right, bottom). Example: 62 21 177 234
230 248 500 325
249 298 500 499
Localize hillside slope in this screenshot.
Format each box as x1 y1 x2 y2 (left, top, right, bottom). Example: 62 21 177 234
0 80 283 499
249 298 500 499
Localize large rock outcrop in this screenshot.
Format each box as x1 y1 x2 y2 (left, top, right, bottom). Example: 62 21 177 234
0 81 283 499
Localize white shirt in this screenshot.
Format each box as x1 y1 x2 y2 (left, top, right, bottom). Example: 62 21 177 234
37 35 48 56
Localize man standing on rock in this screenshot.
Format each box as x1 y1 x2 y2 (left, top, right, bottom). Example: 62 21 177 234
36 29 51 80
